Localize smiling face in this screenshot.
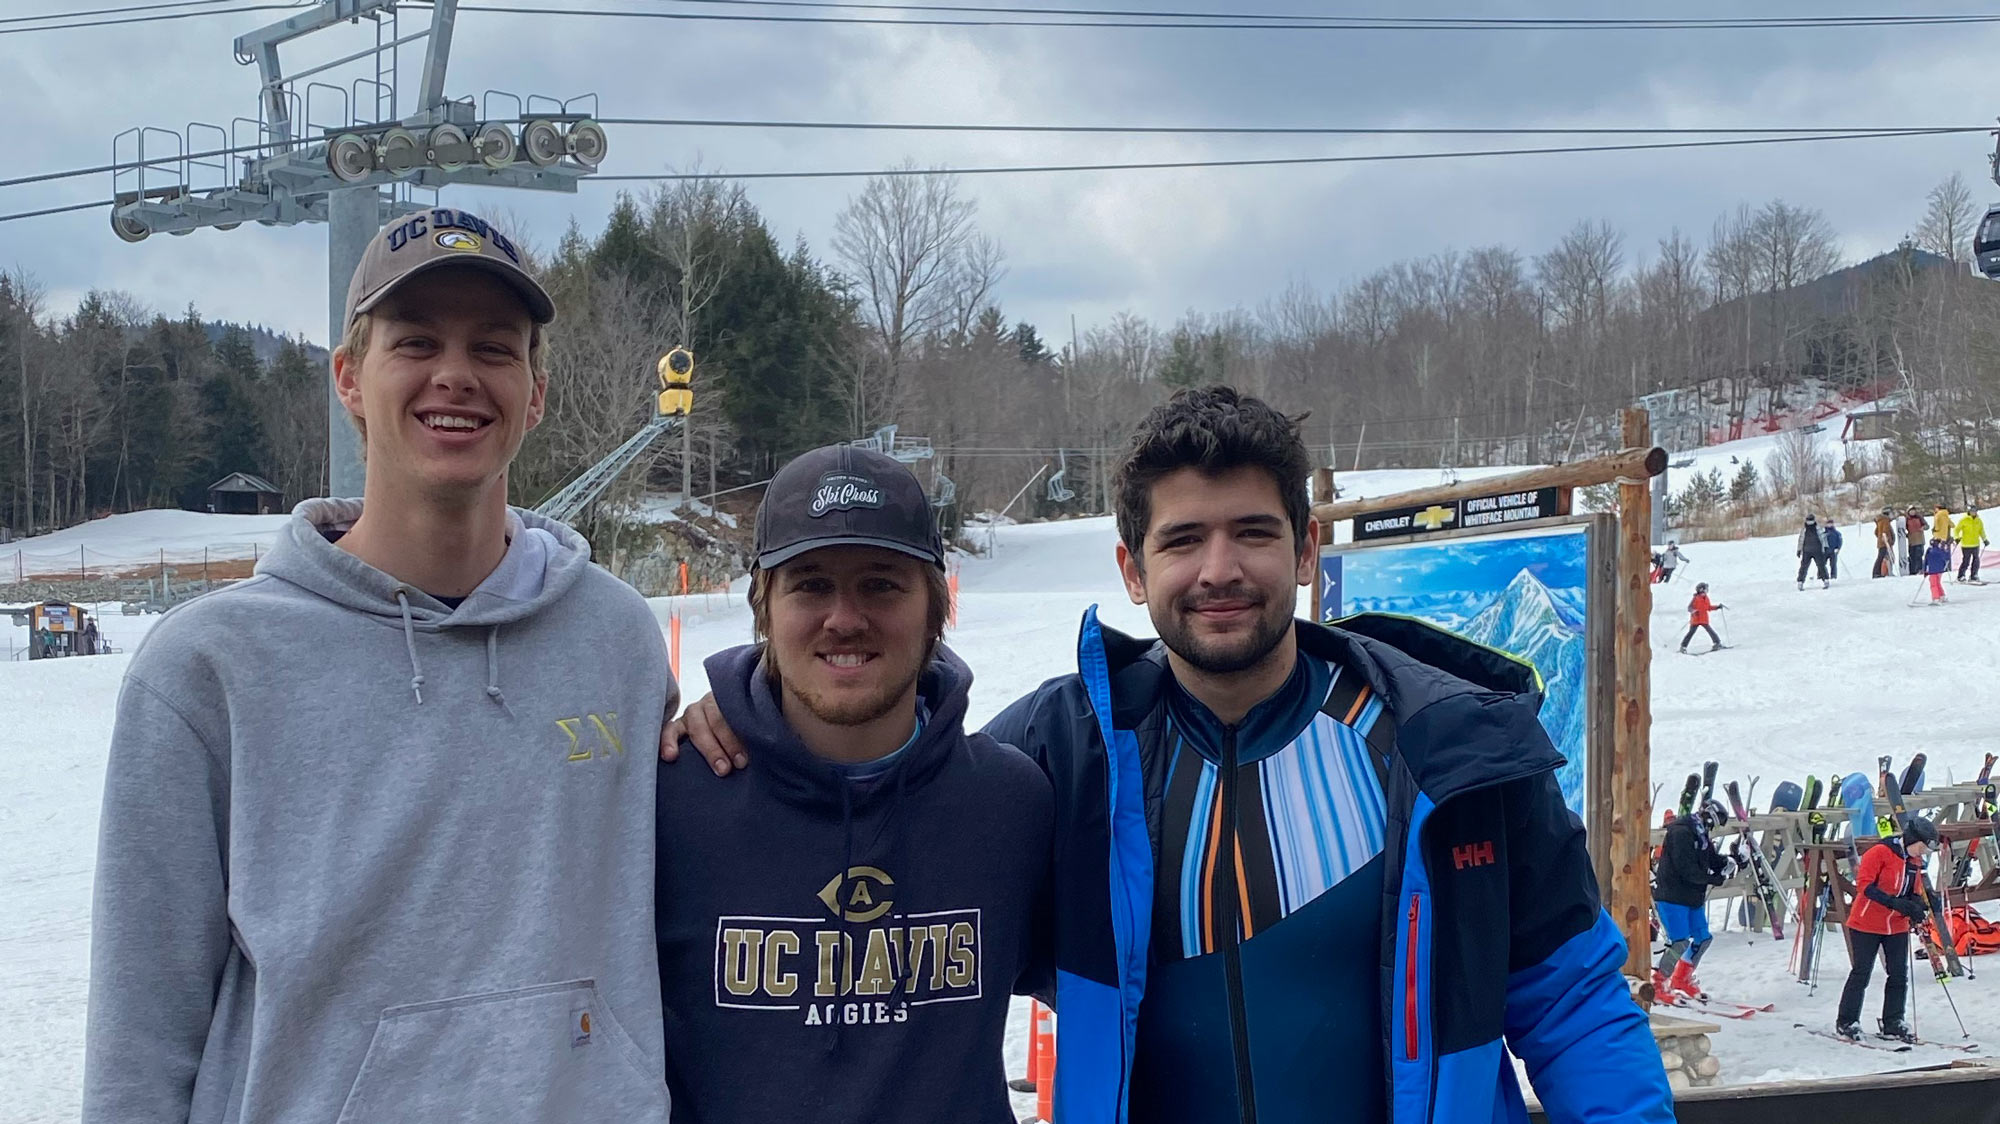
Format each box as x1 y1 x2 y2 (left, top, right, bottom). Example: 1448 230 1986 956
764 546 936 729
331 267 546 504
1118 465 1318 675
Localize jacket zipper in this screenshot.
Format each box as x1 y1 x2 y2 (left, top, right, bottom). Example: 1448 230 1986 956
1405 894 1422 1060
1218 725 1258 1124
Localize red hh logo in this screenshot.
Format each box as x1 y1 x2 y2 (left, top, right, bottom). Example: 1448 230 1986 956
1452 841 1496 870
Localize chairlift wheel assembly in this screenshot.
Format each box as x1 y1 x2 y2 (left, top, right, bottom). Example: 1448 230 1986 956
327 132 374 183
566 119 608 168
474 122 517 170
521 118 565 167
427 123 470 172
376 127 421 174
110 209 150 243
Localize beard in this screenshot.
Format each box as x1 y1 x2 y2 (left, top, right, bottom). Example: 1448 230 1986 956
775 646 927 728
1154 583 1295 675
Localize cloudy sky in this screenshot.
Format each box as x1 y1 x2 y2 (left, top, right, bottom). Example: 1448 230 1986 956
4 0 1998 348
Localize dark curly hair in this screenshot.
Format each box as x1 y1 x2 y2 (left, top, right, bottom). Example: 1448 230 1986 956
1113 385 1313 562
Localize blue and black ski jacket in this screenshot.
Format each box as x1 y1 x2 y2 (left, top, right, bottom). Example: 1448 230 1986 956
985 609 1672 1124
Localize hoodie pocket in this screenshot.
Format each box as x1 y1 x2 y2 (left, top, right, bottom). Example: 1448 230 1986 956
334 979 666 1124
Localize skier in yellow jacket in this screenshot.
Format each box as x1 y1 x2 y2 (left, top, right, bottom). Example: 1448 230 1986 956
1933 503 1955 545
1956 505 1989 583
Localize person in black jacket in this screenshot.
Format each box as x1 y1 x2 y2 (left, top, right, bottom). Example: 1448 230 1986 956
1652 800 1735 1002
653 444 1053 1124
1797 514 1831 590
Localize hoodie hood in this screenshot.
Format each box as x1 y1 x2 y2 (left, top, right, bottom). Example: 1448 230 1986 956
703 641 974 814
257 498 596 703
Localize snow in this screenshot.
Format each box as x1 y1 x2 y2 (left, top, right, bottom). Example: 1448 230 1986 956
7 507 2000 1121
626 494 740 528
2 509 290 578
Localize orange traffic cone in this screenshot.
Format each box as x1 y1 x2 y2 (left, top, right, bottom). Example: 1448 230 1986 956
1034 1004 1056 1122
1008 1000 1040 1094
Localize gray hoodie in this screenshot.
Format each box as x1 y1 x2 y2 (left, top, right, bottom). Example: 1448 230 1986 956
83 499 675 1124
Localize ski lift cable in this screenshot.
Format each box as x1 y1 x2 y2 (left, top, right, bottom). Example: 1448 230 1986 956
9 128 1976 223
652 0 2000 31
4 123 1982 196
0 2 303 35
433 2 2000 32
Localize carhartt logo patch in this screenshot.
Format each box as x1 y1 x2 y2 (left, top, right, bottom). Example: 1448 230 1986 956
571 1006 592 1048
810 472 884 517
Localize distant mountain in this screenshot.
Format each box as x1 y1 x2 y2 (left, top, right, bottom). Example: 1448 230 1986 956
1459 568 1588 814
202 321 328 367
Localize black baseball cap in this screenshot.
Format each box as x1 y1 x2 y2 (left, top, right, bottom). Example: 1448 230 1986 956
755 444 944 570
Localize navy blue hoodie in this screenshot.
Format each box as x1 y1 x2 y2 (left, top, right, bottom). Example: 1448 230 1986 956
655 644 1053 1124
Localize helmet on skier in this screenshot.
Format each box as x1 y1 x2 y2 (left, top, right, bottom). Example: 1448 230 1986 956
1902 816 1939 851
1697 799 1729 831
1695 582 1709 593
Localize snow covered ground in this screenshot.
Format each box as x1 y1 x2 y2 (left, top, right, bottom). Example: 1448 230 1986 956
6 508 2000 1121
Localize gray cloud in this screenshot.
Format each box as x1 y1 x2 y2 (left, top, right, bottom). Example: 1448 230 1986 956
4 0 1998 348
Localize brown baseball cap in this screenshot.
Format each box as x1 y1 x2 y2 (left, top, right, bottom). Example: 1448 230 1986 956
342 206 556 329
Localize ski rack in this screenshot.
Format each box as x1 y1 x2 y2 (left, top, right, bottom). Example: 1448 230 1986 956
1654 781 2000 925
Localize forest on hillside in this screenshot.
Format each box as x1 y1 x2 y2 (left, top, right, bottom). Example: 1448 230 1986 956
6 170 2000 542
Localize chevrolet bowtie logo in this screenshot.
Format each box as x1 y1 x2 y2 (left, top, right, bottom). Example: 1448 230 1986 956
1413 504 1457 532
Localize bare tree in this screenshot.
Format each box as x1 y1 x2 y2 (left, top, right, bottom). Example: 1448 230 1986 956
1916 171 1980 265
831 165 980 425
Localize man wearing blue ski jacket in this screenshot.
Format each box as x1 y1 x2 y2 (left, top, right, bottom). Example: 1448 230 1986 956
669 387 1672 1123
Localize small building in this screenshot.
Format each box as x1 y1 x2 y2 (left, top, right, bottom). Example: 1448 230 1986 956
1842 409 1898 443
207 472 284 515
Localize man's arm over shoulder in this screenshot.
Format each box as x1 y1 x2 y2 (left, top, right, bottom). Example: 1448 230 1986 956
83 666 233 1124
1499 771 1674 1124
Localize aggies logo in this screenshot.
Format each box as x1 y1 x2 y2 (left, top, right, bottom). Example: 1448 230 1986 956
714 866 982 1027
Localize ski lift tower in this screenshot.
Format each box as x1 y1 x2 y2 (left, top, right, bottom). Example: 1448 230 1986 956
106 0 612 497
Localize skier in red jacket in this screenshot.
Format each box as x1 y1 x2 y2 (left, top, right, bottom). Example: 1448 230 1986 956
1836 817 1941 1042
1679 583 1725 653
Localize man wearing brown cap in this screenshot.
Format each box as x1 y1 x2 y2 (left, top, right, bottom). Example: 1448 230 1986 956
83 209 675 1123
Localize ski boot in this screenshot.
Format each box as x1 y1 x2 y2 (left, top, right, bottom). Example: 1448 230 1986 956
1667 960 1704 1002
1878 1017 1916 1044
1651 968 1670 999
1822 579 1830 589
1797 581 1805 591
1835 1020 1862 1042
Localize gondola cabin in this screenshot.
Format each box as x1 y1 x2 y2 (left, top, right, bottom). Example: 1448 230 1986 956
26 602 104 659
1976 202 2000 280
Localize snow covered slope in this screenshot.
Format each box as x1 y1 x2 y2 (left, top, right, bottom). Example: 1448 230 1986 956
5 513 2000 1120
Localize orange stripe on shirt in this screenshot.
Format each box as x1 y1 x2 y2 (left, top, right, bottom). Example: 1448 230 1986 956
1200 783 1226 954
1234 830 1254 941
1343 684 1373 726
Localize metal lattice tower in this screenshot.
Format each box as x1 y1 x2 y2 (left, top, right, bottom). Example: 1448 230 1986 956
108 0 612 496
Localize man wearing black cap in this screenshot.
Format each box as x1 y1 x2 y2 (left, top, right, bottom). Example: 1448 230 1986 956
653 444 1052 1124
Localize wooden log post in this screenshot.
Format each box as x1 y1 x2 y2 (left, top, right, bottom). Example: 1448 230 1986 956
1613 407 1656 991
1311 466 1334 622
1311 444 1666 524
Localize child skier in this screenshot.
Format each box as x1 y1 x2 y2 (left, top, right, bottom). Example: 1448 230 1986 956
1680 582 1725 653
1825 522 1844 579
1956 505 1988 583
1652 799 1735 1002
1925 537 1953 604
1837 817 1943 1043
1874 508 1894 579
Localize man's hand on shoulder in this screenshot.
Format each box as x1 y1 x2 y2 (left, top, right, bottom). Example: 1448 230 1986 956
659 692 749 776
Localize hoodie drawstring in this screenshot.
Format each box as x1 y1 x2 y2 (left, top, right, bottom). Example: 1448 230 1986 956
395 589 427 705
485 626 505 703
829 781 856 1057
